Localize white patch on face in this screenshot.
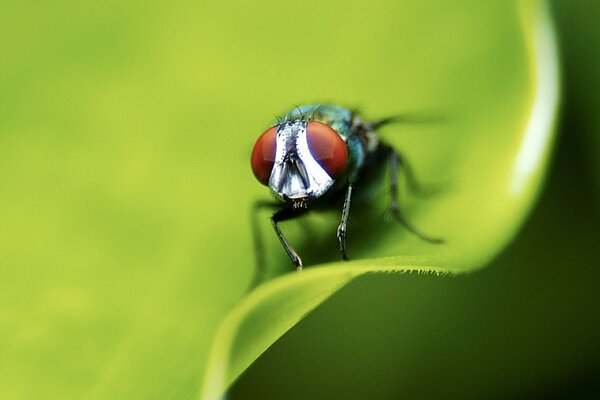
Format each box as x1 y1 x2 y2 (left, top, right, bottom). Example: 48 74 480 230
268 121 335 200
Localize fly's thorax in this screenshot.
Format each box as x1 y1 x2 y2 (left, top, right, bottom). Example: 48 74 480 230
344 135 366 182
280 104 353 139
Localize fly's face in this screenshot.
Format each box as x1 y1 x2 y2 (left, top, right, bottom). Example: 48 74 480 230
251 120 348 202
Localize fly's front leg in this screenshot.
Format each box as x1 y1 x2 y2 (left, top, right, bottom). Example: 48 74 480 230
387 147 444 244
271 207 305 270
337 183 354 260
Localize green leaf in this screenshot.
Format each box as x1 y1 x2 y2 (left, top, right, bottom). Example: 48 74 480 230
0 0 557 399
202 1 559 398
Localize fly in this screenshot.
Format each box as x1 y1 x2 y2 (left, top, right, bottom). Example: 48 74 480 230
250 104 443 270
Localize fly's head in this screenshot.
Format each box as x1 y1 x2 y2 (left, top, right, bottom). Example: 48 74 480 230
251 120 348 205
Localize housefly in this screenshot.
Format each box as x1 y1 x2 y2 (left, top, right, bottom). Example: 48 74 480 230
250 104 443 270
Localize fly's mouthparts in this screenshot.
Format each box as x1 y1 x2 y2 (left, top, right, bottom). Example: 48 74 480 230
292 198 309 209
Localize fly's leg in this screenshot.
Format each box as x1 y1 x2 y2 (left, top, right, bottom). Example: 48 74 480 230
271 207 305 270
395 152 436 196
387 147 445 244
337 183 354 260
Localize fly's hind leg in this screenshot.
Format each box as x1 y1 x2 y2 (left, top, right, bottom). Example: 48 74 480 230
394 151 440 197
385 146 444 244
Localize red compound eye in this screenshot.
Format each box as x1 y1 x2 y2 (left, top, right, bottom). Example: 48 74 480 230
306 121 348 178
251 126 278 185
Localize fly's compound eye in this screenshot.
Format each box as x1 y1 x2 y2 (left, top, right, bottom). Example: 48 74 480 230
306 121 348 178
251 126 278 185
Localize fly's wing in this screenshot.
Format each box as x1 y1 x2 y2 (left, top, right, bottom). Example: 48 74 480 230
367 111 448 131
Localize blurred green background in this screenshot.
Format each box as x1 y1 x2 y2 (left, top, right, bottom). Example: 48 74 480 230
0 0 597 399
